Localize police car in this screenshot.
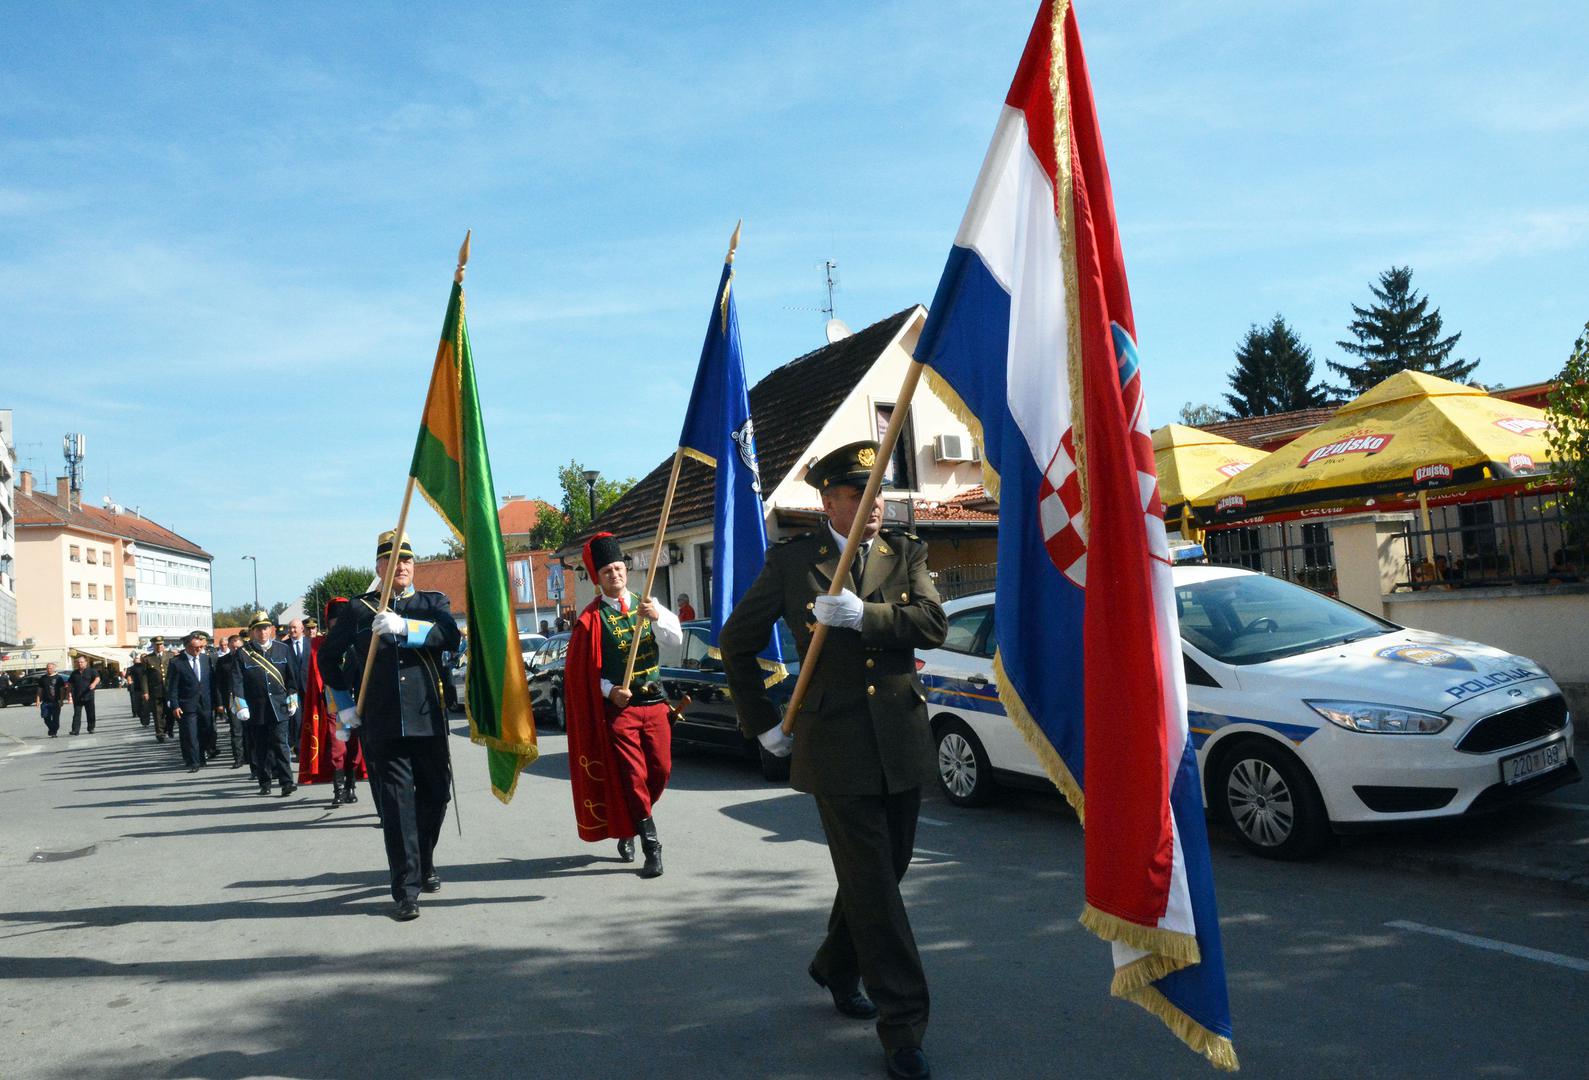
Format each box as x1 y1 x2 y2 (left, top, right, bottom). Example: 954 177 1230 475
922 564 1579 858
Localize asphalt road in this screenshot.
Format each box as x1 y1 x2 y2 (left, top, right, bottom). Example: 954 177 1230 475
2 696 1586 1080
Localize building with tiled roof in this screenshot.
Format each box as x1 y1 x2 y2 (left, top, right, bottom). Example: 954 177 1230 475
1199 407 1339 451
497 497 548 543
12 470 213 665
560 306 995 614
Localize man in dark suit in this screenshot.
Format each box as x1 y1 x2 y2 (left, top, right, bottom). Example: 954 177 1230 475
284 618 311 758
227 612 299 797
320 529 461 922
720 441 947 1080
166 631 222 771
125 656 150 726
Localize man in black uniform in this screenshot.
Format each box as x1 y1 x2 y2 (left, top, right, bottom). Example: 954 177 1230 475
126 656 150 726
145 638 173 742
227 612 299 797
320 530 461 922
66 655 101 735
720 441 947 1080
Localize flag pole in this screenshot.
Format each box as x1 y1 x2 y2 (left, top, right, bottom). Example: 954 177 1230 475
782 358 924 735
356 230 471 707
620 220 743 688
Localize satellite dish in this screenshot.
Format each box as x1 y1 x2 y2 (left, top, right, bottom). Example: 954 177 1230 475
825 318 852 344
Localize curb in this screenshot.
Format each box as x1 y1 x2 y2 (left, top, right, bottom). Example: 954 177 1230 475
1337 842 1589 901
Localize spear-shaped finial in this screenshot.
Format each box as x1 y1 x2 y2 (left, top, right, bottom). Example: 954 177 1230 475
455 229 472 284
726 219 743 265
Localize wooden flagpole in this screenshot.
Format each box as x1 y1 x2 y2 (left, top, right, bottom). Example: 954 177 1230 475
620 221 742 689
355 230 470 708
781 358 925 735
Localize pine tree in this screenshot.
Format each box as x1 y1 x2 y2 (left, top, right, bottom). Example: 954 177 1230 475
1329 266 1478 395
1222 314 1331 418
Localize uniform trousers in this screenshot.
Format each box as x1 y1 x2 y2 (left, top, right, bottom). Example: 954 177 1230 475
148 689 169 737
40 702 60 736
70 696 96 734
249 716 295 787
365 734 450 903
811 786 929 1052
226 709 246 765
606 700 672 823
129 688 148 724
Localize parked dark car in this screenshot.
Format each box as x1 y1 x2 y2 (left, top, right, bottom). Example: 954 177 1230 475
527 632 572 728
659 619 799 782
1 671 50 707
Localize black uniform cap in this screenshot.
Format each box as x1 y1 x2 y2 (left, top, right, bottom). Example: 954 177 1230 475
805 440 887 492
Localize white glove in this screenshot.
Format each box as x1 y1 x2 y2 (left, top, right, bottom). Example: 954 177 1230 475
758 725 794 758
335 706 361 742
813 589 864 630
372 611 405 637
286 694 300 715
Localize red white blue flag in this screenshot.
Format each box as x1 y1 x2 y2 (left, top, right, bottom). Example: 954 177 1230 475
915 1 1237 1069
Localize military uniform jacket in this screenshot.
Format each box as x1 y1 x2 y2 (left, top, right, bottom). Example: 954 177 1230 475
144 651 171 691
318 588 461 740
227 641 294 726
720 529 948 796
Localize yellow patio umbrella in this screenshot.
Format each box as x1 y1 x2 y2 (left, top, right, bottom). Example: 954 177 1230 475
1195 370 1557 526
1152 424 1269 539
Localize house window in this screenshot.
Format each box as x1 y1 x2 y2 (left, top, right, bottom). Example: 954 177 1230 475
696 543 714 614
71 581 82 599
88 584 98 599
89 619 99 635
87 548 98 564
103 549 112 564
69 545 81 562
105 585 113 602
105 620 114 636
72 619 83 635
125 577 135 599
874 403 918 490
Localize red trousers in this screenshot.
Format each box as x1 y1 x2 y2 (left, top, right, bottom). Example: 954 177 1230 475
607 701 672 823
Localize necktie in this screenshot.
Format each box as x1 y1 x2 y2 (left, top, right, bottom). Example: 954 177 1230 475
620 594 629 615
851 543 869 588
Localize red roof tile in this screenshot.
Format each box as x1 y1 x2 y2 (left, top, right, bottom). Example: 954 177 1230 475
1199 407 1338 450
15 488 211 558
498 498 548 537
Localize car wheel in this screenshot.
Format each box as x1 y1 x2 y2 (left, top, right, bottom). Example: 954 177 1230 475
552 691 566 731
935 717 996 807
758 744 791 782
1215 739 1328 859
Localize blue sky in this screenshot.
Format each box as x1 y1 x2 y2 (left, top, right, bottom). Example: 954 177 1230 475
4 1 1585 608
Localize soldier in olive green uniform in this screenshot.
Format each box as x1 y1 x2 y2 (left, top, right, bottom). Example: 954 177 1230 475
144 638 174 742
720 440 947 1080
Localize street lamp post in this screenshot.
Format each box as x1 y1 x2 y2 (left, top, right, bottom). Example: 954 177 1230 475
583 469 601 523
241 555 259 611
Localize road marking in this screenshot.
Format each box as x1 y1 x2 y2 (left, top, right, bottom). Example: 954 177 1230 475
912 848 955 858
1386 920 1589 973
1538 801 1589 813
917 816 950 827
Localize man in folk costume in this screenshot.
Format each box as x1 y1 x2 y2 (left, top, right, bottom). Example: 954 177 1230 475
227 612 300 797
297 598 370 808
565 532 683 878
320 530 460 921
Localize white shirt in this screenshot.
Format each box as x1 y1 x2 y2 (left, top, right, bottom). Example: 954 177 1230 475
827 523 873 571
598 591 683 696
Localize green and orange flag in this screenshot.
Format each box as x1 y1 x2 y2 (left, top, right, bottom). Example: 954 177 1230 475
410 272 538 802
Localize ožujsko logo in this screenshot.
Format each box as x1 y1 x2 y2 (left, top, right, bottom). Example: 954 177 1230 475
1215 494 1247 515
1507 453 1536 474
1494 417 1549 436
1413 463 1453 486
1217 460 1252 478
1298 432 1393 468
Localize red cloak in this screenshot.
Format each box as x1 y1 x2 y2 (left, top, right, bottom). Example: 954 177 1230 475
298 635 366 784
564 597 636 842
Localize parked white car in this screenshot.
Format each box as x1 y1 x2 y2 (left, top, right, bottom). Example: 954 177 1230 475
922 565 1579 858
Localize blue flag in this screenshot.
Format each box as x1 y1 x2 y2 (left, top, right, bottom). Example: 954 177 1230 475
678 255 787 684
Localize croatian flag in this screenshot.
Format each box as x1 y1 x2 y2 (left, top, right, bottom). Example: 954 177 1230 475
678 235 787 684
914 1 1236 1069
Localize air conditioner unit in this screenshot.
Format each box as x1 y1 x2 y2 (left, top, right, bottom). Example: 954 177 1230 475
934 433 976 463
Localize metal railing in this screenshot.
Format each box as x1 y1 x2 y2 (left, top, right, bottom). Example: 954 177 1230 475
1205 522 1339 595
935 562 998 600
1394 493 1588 590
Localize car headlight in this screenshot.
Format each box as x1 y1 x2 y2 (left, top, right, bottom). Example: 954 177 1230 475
1306 699 1451 734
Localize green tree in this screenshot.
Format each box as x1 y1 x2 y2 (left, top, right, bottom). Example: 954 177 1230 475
1329 266 1478 395
303 565 376 626
1178 401 1225 426
1223 314 1331 418
268 600 290 622
1546 320 1589 521
529 462 636 549
212 603 257 627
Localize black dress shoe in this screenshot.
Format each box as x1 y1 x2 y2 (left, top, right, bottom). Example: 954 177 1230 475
391 900 420 921
885 1047 930 1080
809 964 878 1020
279 783 297 797
616 836 635 862
258 783 271 796
186 765 201 773
421 873 441 893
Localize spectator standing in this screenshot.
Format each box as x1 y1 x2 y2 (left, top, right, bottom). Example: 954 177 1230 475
35 662 67 737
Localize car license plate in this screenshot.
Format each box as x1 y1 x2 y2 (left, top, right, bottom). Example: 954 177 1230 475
1499 739 1568 786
